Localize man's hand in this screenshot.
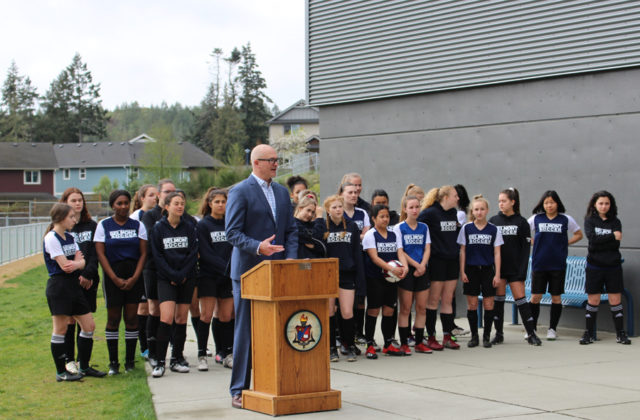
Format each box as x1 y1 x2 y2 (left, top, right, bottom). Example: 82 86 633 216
259 235 285 256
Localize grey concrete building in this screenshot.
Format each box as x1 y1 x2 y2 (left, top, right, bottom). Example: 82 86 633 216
306 0 640 332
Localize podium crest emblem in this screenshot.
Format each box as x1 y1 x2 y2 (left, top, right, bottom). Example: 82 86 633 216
285 310 322 352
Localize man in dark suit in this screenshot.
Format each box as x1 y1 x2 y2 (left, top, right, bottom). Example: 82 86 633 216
225 144 298 408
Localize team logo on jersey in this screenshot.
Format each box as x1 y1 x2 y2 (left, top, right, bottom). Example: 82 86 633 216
285 311 322 352
440 221 457 232
70 231 92 243
109 229 137 239
327 232 352 243
595 227 612 235
354 220 364 230
538 223 562 233
468 234 493 245
210 231 227 243
377 242 397 253
163 236 188 249
404 234 424 245
62 244 76 257
498 225 518 236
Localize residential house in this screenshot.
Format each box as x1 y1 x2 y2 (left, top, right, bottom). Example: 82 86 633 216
0 143 57 200
266 100 320 152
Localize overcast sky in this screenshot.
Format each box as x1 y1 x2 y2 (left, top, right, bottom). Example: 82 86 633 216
0 0 306 111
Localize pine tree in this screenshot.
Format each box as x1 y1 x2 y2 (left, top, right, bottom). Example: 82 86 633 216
0 61 38 142
237 43 271 149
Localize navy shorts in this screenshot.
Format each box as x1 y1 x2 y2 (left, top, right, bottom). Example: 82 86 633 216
531 270 566 295
463 265 496 297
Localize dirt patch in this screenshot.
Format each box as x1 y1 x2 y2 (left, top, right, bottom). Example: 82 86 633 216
1 254 43 287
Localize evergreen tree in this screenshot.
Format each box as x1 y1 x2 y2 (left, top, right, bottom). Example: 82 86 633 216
139 123 183 181
190 48 223 154
207 103 248 161
237 43 272 149
0 61 38 142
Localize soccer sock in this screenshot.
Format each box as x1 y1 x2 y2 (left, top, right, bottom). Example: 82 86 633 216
105 328 119 365
172 323 187 360
355 305 365 337
483 309 494 339
550 303 562 330
51 334 66 374
197 319 211 357
329 315 337 348
147 315 159 359
191 316 200 340
381 315 395 344
365 314 377 344
221 320 234 355
138 315 148 353
493 295 505 334
156 321 171 365
530 302 540 330
414 327 424 344
212 317 221 354
64 323 76 363
398 326 410 345
77 330 94 371
125 329 138 364
341 316 355 347
611 304 624 333
440 312 452 335
515 297 536 335
426 309 438 337
467 310 479 337
585 304 598 336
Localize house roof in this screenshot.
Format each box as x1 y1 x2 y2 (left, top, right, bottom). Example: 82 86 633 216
129 142 223 168
54 142 135 168
266 99 319 125
0 143 58 170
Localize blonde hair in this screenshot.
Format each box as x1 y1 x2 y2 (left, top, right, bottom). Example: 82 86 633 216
421 185 455 210
468 194 489 222
297 189 318 203
400 183 425 221
400 195 421 222
322 195 347 240
340 173 362 185
294 196 317 218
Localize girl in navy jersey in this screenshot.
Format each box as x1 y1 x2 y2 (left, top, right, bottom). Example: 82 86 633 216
362 204 408 358
150 192 199 378
371 190 400 227
59 188 100 375
394 195 432 354
489 188 541 345
45 203 105 381
196 187 234 371
294 196 326 259
457 195 503 348
528 190 582 340
418 186 460 350
95 190 148 375
580 191 630 345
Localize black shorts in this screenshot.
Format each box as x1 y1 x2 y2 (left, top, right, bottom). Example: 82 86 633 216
428 256 459 281
143 268 159 301
463 265 496 297
585 266 623 294
398 266 429 292
500 273 524 284
46 274 91 316
158 277 196 304
339 270 356 290
81 285 98 313
102 259 144 308
531 270 566 295
198 274 233 299
366 277 398 309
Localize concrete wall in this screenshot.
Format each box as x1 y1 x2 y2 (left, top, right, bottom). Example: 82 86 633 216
318 68 640 334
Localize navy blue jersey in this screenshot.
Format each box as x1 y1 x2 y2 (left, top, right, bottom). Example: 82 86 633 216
584 215 622 268
417 202 460 260
362 228 402 279
528 213 580 271
457 222 503 266
392 221 431 264
150 216 198 283
314 217 364 274
344 207 370 234
197 215 232 278
489 212 531 279
43 230 79 276
94 217 147 263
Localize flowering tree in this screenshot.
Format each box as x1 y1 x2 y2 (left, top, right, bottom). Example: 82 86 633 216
270 128 308 164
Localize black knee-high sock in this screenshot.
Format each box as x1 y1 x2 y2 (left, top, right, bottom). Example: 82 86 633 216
197 319 211 357
172 323 187 360
440 313 452 335
493 295 505 334
77 331 94 371
147 315 159 359
365 314 377 344
156 321 171 365
585 304 598 335
426 309 438 336
221 320 234 354
398 326 410 345
414 326 424 344
125 329 138 364
211 317 221 354
335 303 342 342
467 310 479 337
64 323 76 362
355 304 365 336
341 317 355 347
530 302 540 330
611 304 624 333
483 309 494 339
550 303 562 330
515 297 535 335
138 315 148 352
191 316 200 340
51 334 66 374
381 315 396 344
329 315 337 348
105 328 119 364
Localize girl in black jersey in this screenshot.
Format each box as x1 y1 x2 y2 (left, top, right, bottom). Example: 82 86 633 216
59 187 100 375
295 196 326 259
44 203 105 381
150 192 198 378
196 188 234 371
489 188 541 345
580 191 631 345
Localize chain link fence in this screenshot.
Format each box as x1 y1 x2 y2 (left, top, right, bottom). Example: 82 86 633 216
0 201 111 227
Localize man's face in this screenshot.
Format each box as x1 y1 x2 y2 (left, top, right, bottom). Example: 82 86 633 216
254 148 279 180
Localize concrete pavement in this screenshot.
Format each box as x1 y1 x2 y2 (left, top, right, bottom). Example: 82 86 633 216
147 319 639 419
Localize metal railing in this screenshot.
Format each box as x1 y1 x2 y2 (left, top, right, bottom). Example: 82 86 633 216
0 222 49 265
0 201 111 227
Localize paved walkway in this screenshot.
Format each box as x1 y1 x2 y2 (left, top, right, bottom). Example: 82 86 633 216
147 319 639 419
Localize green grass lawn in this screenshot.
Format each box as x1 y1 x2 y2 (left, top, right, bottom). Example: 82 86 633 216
0 265 155 419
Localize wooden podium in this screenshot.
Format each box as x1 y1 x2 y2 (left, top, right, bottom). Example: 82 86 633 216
240 258 342 416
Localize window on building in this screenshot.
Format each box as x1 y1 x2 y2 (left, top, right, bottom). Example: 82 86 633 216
63 168 70 180
79 168 86 180
24 170 41 185
284 124 300 135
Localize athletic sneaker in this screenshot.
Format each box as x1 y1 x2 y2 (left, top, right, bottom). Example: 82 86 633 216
124 361 135 372
330 347 339 362
407 334 416 347
426 335 444 351
527 332 542 346
339 344 349 355
149 357 158 368
56 371 83 382
222 354 233 369
482 336 492 348
198 356 209 371
352 345 362 356
399 343 412 356
442 334 460 349
546 328 557 340
215 352 225 364
152 365 165 378
617 331 631 345
467 336 479 348
206 348 213 357
414 343 433 354
365 345 377 360
65 361 79 375
451 326 470 336
490 333 504 345
80 366 107 378
346 347 357 362
370 340 381 352
170 358 190 373
140 349 149 360
579 331 594 345
108 362 120 376
355 334 367 345
382 341 404 356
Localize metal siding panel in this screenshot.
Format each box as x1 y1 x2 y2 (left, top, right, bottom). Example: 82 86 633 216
307 0 640 105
